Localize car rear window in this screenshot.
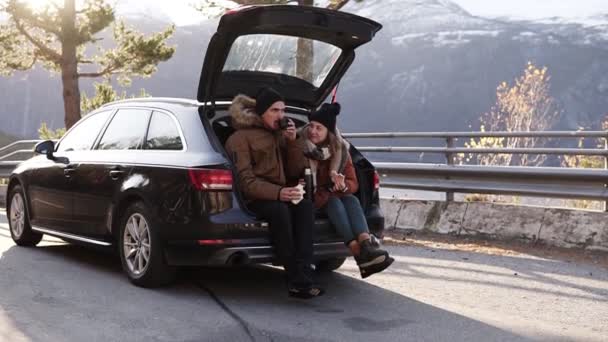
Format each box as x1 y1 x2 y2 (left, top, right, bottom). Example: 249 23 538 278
144 111 184 150
222 34 342 87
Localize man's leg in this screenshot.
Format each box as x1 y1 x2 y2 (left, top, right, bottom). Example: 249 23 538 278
289 199 315 285
248 200 299 283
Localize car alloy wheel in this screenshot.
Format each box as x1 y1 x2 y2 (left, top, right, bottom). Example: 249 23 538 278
9 192 25 239
122 213 152 276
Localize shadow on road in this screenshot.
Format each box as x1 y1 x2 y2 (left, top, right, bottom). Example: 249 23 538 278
0 239 540 341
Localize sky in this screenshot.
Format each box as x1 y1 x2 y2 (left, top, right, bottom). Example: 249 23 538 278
139 0 608 25
16 0 608 26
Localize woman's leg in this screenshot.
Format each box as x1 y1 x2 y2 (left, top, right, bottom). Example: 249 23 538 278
328 195 370 256
339 195 394 278
346 240 361 257
326 197 358 252
339 195 370 241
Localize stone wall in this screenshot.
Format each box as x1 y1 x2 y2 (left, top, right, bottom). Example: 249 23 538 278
381 198 608 252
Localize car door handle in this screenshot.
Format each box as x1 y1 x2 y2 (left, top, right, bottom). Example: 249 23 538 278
109 169 125 180
64 168 76 178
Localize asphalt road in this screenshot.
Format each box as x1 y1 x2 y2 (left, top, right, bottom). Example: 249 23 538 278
0 209 606 342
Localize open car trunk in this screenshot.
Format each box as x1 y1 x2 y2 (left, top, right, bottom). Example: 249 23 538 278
196 5 384 241
197 5 382 109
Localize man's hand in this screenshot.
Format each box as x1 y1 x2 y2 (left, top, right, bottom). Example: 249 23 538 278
279 187 303 202
283 119 296 141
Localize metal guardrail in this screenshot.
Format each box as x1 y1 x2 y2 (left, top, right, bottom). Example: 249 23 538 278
2 131 608 207
375 162 608 200
343 131 608 138
344 131 608 208
343 131 608 155
0 140 39 179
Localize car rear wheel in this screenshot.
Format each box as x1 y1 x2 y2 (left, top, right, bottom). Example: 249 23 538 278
7 185 42 247
315 257 347 273
118 201 176 287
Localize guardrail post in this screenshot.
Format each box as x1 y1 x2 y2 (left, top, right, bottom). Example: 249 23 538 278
445 137 455 202
604 132 608 212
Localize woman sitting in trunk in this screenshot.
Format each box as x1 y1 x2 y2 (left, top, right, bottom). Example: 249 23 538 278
286 103 394 278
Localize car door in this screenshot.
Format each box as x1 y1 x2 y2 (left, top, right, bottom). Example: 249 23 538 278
28 110 113 232
70 108 152 237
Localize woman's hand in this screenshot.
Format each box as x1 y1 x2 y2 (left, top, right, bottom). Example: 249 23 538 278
331 173 346 192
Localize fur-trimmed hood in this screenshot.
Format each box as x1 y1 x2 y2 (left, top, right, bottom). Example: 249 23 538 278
229 94 265 130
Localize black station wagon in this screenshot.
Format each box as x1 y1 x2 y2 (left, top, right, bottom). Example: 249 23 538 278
5 5 385 287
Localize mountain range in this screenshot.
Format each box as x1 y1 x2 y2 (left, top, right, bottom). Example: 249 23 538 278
1 0 608 144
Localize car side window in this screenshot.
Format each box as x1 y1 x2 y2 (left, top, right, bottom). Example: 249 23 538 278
56 110 112 152
97 109 151 151
144 112 184 150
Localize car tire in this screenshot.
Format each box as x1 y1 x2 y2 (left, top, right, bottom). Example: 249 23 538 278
7 185 42 247
315 257 347 273
118 201 176 287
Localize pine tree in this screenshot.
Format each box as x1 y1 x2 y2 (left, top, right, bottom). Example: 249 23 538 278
0 0 175 129
80 81 150 114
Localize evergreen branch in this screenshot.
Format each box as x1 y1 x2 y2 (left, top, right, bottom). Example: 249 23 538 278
78 66 116 78
4 0 62 36
13 19 61 63
17 11 61 36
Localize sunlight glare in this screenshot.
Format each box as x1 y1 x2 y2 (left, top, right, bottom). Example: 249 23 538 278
21 0 86 12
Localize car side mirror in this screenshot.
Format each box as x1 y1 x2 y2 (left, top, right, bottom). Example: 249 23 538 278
34 140 56 160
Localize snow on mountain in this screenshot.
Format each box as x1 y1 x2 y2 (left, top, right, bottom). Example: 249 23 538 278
2 0 608 143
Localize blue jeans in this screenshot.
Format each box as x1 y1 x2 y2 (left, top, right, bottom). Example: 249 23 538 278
326 195 369 245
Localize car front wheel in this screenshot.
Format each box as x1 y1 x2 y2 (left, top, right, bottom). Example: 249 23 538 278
7 185 42 247
118 201 175 287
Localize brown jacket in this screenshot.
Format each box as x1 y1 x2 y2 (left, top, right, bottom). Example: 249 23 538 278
285 129 358 209
225 95 294 202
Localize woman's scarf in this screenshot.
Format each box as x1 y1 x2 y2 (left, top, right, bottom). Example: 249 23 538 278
297 125 350 191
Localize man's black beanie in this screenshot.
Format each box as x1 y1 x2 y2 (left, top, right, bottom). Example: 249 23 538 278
309 102 341 133
255 87 284 116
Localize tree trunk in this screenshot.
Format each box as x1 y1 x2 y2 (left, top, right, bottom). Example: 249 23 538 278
61 0 81 129
296 0 314 84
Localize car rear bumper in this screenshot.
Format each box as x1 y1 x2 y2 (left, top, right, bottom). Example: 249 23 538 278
164 240 350 266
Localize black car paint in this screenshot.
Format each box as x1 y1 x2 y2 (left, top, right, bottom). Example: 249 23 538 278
8 100 383 265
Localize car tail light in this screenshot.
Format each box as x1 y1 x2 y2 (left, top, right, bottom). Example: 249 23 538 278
373 171 380 191
188 169 232 191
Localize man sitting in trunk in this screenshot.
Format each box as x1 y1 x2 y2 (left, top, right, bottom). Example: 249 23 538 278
225 87 324 299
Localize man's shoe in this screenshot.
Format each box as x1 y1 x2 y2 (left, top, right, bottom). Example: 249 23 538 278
355 239 394 279
288 285 325 299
